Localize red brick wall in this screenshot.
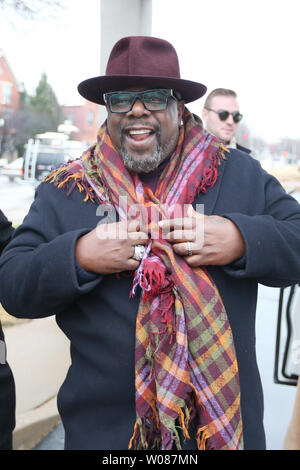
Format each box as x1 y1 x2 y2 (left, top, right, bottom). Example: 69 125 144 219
0 56 20 117
62 100 101 144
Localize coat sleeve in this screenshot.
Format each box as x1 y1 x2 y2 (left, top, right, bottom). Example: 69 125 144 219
0 183 102 318
222 169 300 287
0 209 14 255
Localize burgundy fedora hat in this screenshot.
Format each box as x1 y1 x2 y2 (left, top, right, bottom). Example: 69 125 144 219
78 36 207 105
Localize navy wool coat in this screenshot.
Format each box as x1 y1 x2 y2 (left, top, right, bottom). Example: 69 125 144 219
1 149 300 450
0 209 15 450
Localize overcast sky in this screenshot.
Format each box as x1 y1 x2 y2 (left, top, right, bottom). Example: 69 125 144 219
0 0 299 143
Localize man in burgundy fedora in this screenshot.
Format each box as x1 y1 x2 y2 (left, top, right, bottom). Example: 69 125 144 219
1 36 300 451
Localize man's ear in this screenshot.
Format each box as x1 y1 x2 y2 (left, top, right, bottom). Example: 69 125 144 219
177 100 185 124
202 107 208 121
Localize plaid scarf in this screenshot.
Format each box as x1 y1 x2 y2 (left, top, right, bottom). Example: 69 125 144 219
46 109 243 450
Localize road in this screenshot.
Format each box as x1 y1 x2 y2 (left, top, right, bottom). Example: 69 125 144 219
1 176 299 450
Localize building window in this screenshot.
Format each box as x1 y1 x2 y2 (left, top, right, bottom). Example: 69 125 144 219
66 113 74 123
87 110 94 126
1 82 12 104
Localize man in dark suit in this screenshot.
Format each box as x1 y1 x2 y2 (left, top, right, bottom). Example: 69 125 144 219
0 209 15 450
202 88 251 154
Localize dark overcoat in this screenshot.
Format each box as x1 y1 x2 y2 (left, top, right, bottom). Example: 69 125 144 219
1 149 300 450
0 209 15 450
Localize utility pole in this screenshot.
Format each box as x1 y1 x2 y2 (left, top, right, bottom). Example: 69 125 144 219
99 0 152 123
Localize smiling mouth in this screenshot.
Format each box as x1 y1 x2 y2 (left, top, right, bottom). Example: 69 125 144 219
126 128 155 142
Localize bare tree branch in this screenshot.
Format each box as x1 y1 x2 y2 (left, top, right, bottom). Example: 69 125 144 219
0 0 62 19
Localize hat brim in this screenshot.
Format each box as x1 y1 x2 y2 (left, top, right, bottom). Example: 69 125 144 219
77 75 207 105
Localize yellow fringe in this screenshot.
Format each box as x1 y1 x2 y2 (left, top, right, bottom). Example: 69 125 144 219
196 425 211 450
220 143 230 153
45 167 95 203
150 399 160 428
77 182 84 192
128 420 139 449
57 173 80 189
175 405 190 440
44 167 65 183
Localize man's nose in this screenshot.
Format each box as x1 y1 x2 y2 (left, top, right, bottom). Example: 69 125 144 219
225 114 235 125
127 98 151 117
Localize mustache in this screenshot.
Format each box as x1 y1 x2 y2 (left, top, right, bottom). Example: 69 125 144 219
119 120 161 139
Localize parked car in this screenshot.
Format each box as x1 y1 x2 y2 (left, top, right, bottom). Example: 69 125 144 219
0 158 8 169
0 157 24 182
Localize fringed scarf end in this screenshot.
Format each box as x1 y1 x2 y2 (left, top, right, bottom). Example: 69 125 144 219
196 425 212 450
44 159 100 204
128 420 140 450
220 142 230 156
197 141 228 195
128 415 161 450
140 262 166 303
44 158 103 203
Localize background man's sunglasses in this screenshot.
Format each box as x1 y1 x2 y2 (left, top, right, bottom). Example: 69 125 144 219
205 107 243 123
103 89 177 113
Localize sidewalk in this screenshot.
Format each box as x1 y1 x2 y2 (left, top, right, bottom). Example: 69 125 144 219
3 316 71 450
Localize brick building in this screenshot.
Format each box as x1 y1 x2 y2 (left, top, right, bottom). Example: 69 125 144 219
62 99 100 145
0 49 21 158
0 49 20 120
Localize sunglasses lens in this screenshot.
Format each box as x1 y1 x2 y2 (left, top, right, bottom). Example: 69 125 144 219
218 111 229 121
141 90 169 111
109 93 134 112
216 110 243 122
233 112 243 123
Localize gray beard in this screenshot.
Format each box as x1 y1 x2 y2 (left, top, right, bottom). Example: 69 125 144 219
120 145 163 173
120 127 178 174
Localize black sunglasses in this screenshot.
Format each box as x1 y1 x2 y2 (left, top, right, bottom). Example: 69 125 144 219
103 89 177 113
205 107 243 123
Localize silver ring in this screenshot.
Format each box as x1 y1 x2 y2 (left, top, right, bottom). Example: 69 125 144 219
186 241 193 256
133 244 145 261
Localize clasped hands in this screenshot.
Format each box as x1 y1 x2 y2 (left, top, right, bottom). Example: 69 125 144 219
75 205 246 275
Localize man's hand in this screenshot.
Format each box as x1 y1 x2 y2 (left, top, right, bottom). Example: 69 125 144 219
75 220 148 274
159 205 245 267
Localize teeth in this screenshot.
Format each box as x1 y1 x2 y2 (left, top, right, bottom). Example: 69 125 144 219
129 129 152 135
